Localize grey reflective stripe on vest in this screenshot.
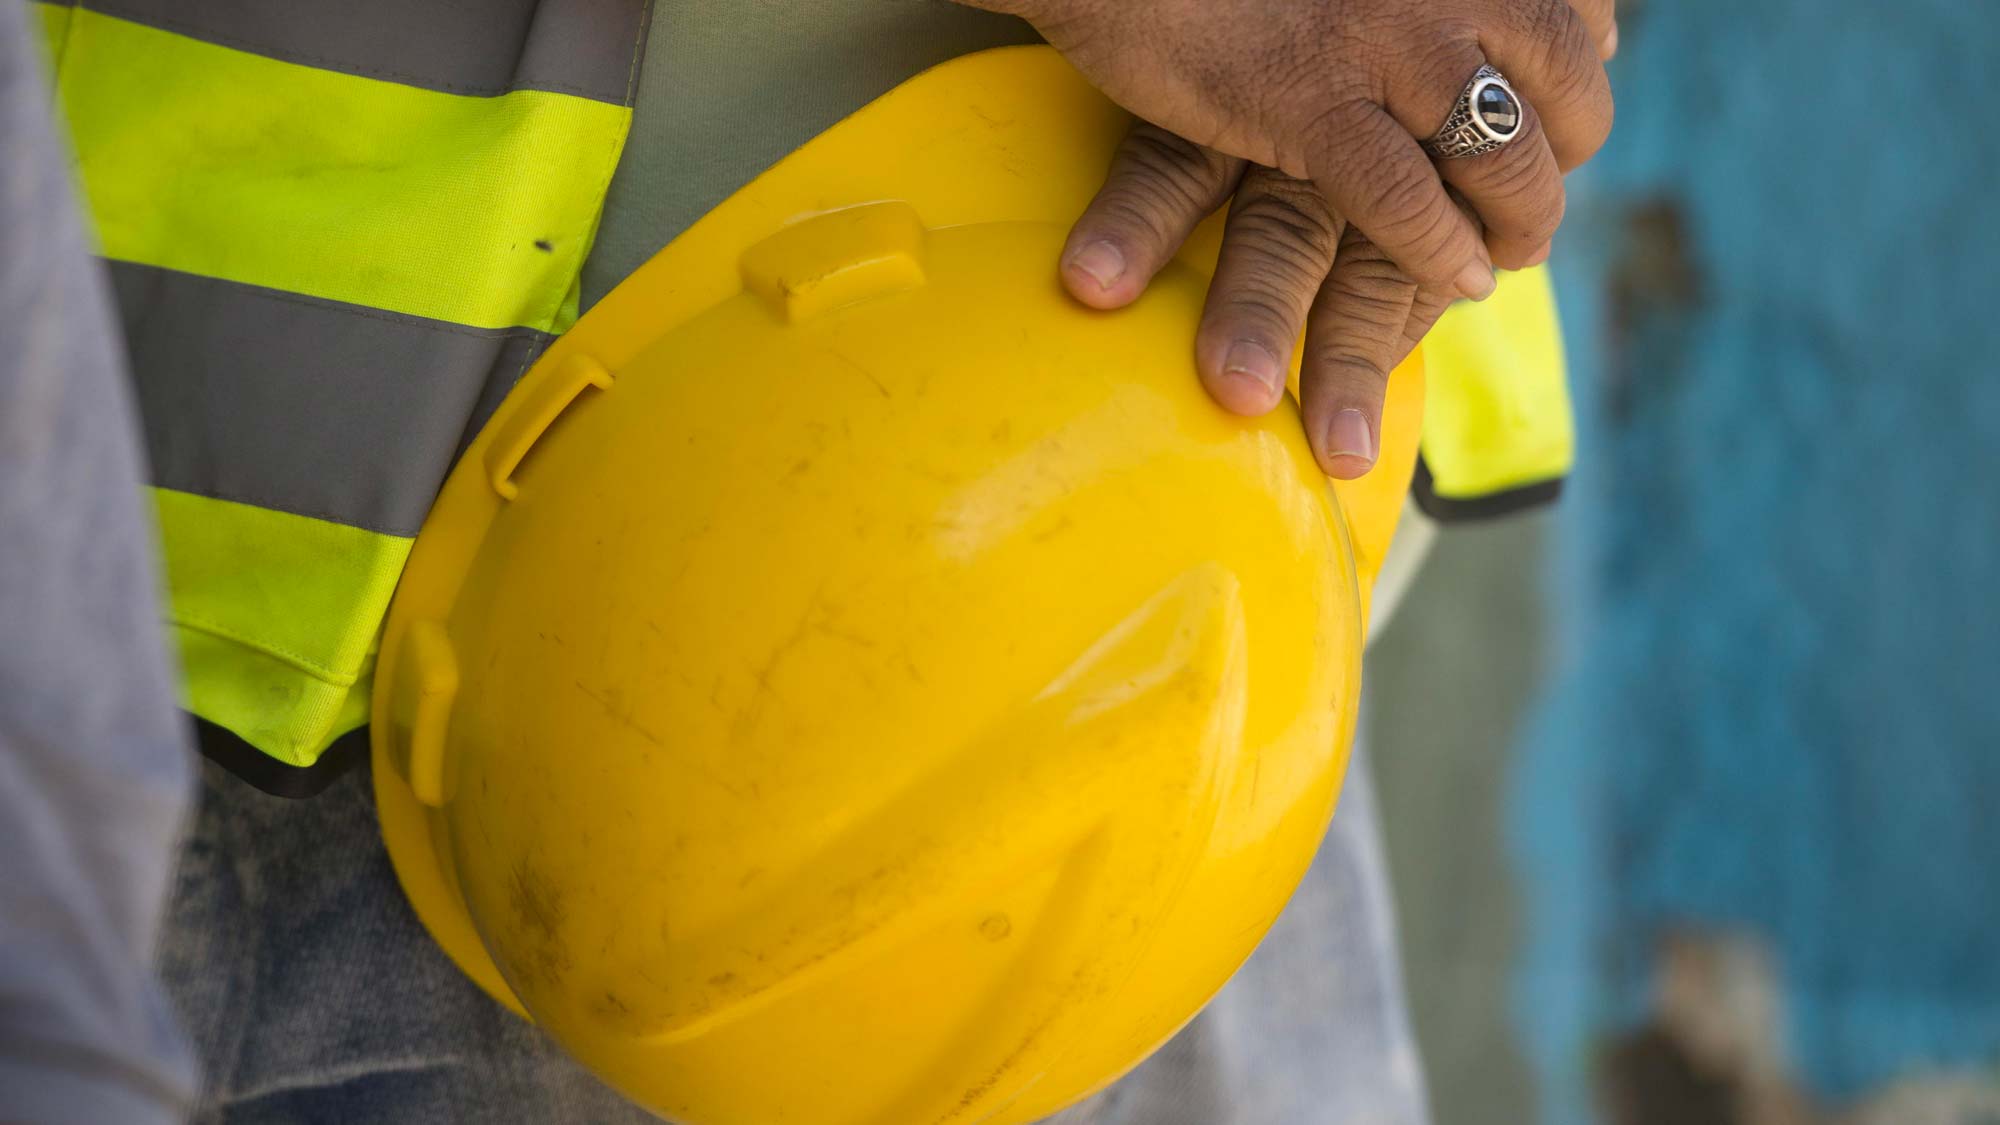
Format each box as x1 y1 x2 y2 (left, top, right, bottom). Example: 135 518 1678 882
110 261 552 537
58 0 651 104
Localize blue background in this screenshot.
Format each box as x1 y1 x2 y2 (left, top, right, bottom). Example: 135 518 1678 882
1511 0 2000 1118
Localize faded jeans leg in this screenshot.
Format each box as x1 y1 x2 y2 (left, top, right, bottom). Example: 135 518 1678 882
162 710 1424 1125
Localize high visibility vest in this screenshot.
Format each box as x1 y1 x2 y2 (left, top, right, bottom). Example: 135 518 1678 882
34 0 652 789
36 1 1567 789
1422 268 1573 520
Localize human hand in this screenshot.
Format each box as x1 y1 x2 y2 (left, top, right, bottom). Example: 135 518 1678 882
957 0 1615 475
1060 127 1463 477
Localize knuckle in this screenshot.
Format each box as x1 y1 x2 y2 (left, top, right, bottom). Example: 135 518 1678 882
1330 351 1390 382
1480 139 1545 195
1410 287 1455 319
1401 289 1455 349
1532 8 1610 108
1331 231 1409 286
1232 238 1332 296
1468 150 1565 241
1094 130 1239 235
1333 254 1409 290
1338 224 1393 258
1323 278 1410 329
1355 159 1443 234
1528 0 1576 46
1122 127 1236 190
1525 0 1587 60
1088 188 1183 251
1229 185 1341 263
1307 353 1392 403
1214 287 1306 339
1401 34 1485 112
1349 166 1462 279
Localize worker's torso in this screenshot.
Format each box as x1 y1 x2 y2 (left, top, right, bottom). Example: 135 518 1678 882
37 0 1568 790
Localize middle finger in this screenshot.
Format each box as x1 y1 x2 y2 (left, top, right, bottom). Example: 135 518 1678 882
1195 166 1344 415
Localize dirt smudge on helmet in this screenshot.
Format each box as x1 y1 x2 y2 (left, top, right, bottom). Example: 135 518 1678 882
507 856 573 990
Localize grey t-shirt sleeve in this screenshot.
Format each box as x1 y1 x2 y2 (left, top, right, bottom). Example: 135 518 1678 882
581 0 1039 307
0 3 198 1121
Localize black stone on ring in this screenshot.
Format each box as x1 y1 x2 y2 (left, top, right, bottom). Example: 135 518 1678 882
1423 65 1524 160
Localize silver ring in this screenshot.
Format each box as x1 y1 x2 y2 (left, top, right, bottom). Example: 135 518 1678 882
1422 65 1524 160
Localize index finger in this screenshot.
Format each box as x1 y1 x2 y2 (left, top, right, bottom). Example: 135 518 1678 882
1059 124 1244 309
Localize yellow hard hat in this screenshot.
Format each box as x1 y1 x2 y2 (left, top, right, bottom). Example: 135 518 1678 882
372 46 1424 1125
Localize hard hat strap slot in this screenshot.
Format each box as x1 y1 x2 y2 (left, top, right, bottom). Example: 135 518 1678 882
483 353 615 501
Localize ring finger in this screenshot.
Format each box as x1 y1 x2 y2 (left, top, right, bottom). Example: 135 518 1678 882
1390 45 1566 272
1432 88 1565 270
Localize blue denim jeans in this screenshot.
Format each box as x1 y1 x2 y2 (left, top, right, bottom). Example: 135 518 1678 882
161 741 1428 1124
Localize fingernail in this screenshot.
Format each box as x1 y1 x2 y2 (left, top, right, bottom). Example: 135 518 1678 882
1068 240 1127 291
1456 261 1498 301
1325 408 1377 464
1221 340 1286 397
1602 23 1619 59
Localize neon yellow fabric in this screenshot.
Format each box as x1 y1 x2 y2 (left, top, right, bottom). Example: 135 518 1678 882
155 489 412 765
40 7 636 767
1421 266 1574 499
46 7 628 334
